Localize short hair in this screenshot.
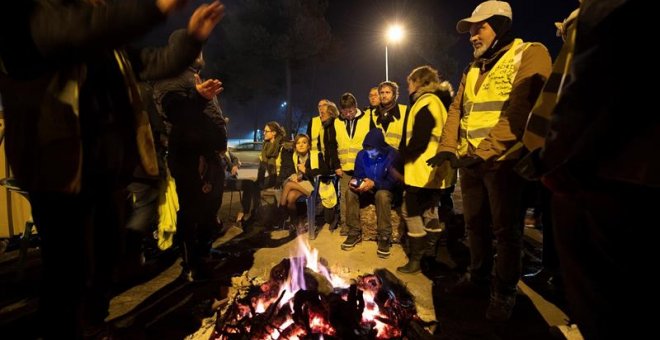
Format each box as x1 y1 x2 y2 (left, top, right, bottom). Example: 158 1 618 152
378 81 399 101
407 65 441 88
294 133 310 145
339 92 358 109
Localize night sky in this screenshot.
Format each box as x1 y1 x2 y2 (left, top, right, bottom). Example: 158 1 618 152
144 0 578 138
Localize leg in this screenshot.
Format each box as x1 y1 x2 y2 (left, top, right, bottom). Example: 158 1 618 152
338 174 351 234
341 188 363 250
374 190 393 258
460 167 493 284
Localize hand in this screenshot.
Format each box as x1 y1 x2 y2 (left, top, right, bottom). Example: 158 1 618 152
297 163 306 173
335 168 344 177
231 165 239 177
194 74 223 100
426 151 457 167
452 156 484 169
156 0 190 15
359 178 375 192
187 1 225 41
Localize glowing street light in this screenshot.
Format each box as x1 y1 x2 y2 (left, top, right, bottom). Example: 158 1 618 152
385 24 404 81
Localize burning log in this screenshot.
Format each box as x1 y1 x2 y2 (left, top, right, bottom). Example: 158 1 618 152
211 240 435 339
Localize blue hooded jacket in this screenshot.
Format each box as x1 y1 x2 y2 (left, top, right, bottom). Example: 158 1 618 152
354 129 403 192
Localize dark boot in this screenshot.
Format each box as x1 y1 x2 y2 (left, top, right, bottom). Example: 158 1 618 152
424 229 443 258
397 236 425 274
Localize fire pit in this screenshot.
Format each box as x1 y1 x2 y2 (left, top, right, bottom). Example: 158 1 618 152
210 238 435 339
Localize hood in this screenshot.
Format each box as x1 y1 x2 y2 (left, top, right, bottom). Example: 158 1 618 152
362 128 388 150
411 81 453 102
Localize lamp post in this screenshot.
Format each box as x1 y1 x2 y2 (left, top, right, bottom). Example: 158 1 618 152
385 25 404 81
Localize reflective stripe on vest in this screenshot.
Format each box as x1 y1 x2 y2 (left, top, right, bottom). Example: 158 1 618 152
404 93 455 189
458 39 530 158
523 24 576 151
335 111 370 171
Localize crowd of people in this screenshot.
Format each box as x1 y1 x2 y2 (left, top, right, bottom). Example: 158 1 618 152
0 0 650 339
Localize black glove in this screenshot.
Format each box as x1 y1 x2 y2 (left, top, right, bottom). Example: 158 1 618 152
453 156 484 169
426 151 457 167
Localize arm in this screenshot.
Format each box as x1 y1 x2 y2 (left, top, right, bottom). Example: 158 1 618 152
438 74 467 153
475 44 552 160
404 105 435 163
30 0 166 63
127 29 202 81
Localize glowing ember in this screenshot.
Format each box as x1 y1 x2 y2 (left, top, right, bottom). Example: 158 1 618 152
212 236 432 339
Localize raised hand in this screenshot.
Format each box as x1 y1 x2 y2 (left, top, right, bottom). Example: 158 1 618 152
188 1 225 41
194 73 223 100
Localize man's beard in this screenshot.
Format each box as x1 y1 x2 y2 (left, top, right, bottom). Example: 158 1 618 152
473 43 488 58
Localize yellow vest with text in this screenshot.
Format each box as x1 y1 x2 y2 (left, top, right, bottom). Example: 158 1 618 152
404 93 455 189
459 39 530 159
371 104 407 150
335 111 370 171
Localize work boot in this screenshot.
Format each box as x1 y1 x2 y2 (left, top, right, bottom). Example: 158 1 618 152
341 233 362 250
376 236 391 258
486 293 517 322
397 236 425 274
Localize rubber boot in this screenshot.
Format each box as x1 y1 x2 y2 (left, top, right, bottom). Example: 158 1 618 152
397 236 426 274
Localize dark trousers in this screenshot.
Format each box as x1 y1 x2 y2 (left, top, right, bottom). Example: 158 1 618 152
224 177 260 216
552 181 656 340
460 160 526 297
170 161 223 272
30 185 125 339
257 162 277 189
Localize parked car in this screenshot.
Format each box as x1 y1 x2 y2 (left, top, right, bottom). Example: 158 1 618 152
229 142 263 168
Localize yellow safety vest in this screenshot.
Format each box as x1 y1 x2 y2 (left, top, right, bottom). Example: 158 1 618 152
276 145 319 178
404 93 455 189
335 110 370 171
523 23 576 150
309 116 325 171
459 39 530 159
371 104 407 150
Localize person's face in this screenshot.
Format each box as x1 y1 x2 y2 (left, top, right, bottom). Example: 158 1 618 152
368 89 380 107
407 79 419 96
379 86 395 106
341 106 357 120
318 100 329 120
365 147 380 159
295 137 310 154
469 21 496 58
264 126 275 141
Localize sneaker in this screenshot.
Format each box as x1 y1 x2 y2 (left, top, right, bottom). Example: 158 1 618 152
376 237 391 258
485 293 516 322
339 225 349 236
341 234 362 250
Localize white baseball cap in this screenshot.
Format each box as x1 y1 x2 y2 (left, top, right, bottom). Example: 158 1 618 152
456 1 513 33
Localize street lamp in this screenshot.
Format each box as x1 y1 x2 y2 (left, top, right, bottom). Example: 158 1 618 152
385 24 404 81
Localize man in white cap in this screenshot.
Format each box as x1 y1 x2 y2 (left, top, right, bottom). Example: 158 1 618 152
427 1 552 322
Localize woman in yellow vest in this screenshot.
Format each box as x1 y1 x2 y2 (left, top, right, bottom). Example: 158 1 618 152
277 134 319 229
398 65 455 274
